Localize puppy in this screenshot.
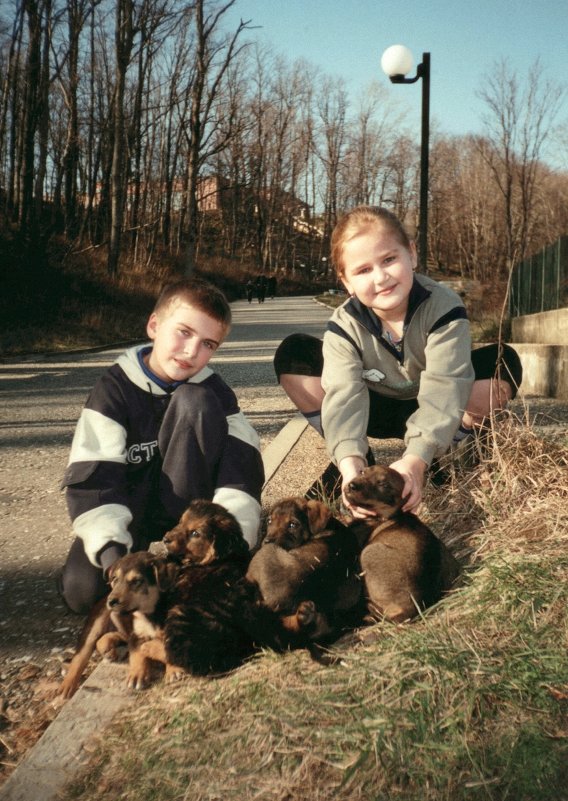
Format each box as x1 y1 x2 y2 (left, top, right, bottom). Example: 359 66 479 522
135 499 321 683
59 551 177 698
163 498 250 566
344 465 460 623
246 497 365 640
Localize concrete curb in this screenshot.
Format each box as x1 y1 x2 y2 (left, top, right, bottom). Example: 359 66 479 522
0 415 308 801
262 414 308 485
0 663 133 801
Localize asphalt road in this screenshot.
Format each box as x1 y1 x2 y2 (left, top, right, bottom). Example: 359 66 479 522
0 296 332 664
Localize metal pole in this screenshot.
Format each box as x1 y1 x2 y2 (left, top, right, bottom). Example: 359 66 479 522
387 51 431 274
418 53 430 274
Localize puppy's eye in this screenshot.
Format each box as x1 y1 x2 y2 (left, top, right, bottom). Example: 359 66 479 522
267 516 272 524
129 578 143 590
190 529 201 539
287 521 299 530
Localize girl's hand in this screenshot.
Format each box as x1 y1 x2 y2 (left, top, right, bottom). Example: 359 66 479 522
339 455 376 519
388 454 427 513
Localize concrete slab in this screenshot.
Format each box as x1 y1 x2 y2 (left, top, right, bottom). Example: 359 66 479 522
262 413 308 485
0 662 132 801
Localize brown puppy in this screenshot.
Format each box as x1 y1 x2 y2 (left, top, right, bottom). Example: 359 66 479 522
344 465 460 623
246 497 364 640
59 551 177 698
163 498 250 565
135 499 322 683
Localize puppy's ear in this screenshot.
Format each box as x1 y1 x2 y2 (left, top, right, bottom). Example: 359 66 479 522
215 519 249 560
153 559 179 592
306 499 332 535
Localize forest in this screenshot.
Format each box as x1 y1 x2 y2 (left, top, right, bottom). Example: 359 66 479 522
1 0 568 324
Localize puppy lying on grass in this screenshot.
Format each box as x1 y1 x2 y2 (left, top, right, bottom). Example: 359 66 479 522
59 552 177 698
129 500 324 686
344 465 460 623
246 497 365 644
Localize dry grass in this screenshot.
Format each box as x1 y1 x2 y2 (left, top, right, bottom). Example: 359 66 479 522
62 414 568 801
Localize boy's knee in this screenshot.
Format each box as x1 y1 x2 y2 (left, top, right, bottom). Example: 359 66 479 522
58 569 104 615
274 333 323 382
165 382 223 425
58 538 108 614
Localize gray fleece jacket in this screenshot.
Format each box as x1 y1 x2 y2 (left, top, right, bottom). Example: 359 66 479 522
321 274 475 467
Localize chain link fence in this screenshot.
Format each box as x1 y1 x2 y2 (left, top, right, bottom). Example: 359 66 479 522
509 236 568 317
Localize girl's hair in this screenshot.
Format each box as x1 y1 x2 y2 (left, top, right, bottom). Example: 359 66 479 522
154 278 232 328
331 206 412 277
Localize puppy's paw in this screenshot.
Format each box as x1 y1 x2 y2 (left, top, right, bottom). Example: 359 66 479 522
296 600 316 628
97 632 127 662
126 656 153 690
58 673 80 700
165 663 186 684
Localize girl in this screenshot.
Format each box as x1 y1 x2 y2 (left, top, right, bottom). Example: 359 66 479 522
274 206 522 516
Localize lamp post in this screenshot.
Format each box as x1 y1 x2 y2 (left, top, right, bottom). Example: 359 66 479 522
381 45 430 273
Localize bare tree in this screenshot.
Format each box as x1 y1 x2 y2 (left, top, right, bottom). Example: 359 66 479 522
477 58 566 275
316 76 348 249
107 0 136 276
182 0 252 275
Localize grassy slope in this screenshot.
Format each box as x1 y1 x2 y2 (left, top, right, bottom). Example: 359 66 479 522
0 230 317 357
62 420 568 801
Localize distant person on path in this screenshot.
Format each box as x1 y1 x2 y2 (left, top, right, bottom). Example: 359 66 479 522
58 279 264 614
267 274 277 299
256 275 267 303
246 278 254 303
274 206 522 516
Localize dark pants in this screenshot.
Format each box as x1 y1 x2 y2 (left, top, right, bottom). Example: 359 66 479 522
274 334 523 441
59 383 228 614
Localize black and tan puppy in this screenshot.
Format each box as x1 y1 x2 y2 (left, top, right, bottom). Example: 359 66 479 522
246 497 365 639
163 498 250 565
344 465 460 623
59 551 177 698
133 500 318 685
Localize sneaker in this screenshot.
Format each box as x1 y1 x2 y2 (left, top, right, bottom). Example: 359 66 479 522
305 461 342 502
428 457 451 486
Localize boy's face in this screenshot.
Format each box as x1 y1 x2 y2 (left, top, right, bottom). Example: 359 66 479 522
145 301 228 383
340 225 416 322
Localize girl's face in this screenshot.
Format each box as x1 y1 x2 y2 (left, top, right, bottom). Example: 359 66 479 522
339 224 417 322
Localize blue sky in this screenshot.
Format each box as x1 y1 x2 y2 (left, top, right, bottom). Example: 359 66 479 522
224 0 568 145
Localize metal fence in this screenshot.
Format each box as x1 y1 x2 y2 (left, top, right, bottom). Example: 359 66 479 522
509 236 568 317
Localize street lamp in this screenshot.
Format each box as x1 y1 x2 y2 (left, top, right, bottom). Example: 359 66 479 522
381 45 430 274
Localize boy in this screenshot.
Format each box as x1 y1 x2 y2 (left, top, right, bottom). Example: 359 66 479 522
59 278 264 614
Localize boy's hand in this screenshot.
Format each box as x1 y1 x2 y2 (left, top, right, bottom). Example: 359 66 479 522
389 454 427 513
339 455 376 519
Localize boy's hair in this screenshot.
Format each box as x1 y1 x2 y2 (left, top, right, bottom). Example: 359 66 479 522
153 278 232 328
331 206 412 277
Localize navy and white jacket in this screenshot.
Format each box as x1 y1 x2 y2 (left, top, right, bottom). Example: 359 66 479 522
62 345 264 566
